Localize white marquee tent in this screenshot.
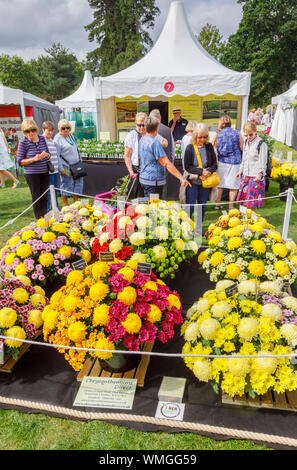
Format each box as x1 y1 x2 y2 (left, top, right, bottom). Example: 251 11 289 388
270 82 297 148
55 70 96 112
94 0 251 140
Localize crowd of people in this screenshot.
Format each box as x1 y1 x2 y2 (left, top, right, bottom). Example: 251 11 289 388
0 105 269 223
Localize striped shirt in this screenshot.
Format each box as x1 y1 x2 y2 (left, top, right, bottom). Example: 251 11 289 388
45 138 63 174
16 136 49 174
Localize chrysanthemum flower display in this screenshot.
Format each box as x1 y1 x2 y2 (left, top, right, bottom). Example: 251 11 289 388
0 220 92 287
181 280 297 398
0 278 49 359
270 161 297 188
91 200 199 279
42 259 183 371
198 211 297 285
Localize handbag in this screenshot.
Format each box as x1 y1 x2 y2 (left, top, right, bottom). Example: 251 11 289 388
60 135 87 180
193 144 220 188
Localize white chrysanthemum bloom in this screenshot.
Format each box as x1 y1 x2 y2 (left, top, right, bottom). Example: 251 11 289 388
282 296 297 313
199 318 220 340
238 317 259 341
63 212 74 222
129 231 146 246
238 280 258 295
186 304 199 319
228 357 250 377
61 205 71 213
211 301 233 319
196 298 209 313
280 324 297 346
238 273 248 282
152 245 167 259
94 224 104 237
187 240 199 253
82 220 93 232
215 280 235 293
70 201 82 209
261 303 282 322
93 209 103 218
78 208 90 216
99 233 109 245
193 359 213 382
174 238 185 251
135 216 150 230
118 216 132 229
260 281 283 296
135 204 149 215
109 238 123 253
252 351 278 374
184 323 200 342
89 237 96 248
155 226 169 240
131 252 147 263
209 273 218 282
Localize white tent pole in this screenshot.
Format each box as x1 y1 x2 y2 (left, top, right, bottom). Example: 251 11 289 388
241 95 249 129
282 188 293 240
49 185 58 212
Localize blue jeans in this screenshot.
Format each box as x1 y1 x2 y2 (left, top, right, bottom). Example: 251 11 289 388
186 184 210 221
47 173 60 212
141 183 164 198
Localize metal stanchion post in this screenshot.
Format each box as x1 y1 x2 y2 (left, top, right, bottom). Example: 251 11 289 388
49 185 60 218
282 188 294 241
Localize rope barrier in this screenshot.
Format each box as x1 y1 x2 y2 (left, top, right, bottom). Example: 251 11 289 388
1 334 297 360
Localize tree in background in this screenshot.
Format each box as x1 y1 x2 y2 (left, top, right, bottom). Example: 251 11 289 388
197 23 226 60
0 54 43 96
220 0 297 107
85 0 160 76
30 43 84 102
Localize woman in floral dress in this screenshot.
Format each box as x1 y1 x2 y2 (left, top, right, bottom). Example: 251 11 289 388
0 127 19 188
236 122 268 208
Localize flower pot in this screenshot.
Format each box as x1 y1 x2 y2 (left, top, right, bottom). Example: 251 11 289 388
99 352 141 373
279 183 289 201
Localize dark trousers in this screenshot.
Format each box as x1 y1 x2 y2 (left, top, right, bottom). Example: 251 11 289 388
126 165 144 199
25 172 49 219
186 183 210 221
141 183 164 198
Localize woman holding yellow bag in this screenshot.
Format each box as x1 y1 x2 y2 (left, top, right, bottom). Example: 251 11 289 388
183 123 217 221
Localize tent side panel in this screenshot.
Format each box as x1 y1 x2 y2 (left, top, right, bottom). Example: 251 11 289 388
100 97 117 141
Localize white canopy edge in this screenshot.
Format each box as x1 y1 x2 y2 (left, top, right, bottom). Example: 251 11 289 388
272 82 297 105
56 70 96 111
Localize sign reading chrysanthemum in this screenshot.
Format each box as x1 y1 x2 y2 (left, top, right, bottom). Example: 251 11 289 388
43 259 183 372
181 279 297 398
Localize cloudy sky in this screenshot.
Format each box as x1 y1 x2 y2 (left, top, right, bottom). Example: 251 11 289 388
0 0 243 61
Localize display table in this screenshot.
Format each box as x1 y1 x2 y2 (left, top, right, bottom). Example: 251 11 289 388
82 159 183 199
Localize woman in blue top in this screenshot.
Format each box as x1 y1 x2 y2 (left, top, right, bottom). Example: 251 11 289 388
138 116 190 198
212 115 244 210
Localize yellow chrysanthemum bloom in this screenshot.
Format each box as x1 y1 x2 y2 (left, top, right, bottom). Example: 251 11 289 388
28 309 43 329
92 261 110 279
193 359 213 382
211 301 232 319
8 235 21 246
152 245 167 259
16 243 32 259
30 294 46 308
268 231 283 243
208 236 221 247
212 227 222 237
14 263 28 276
63 295 78 312
39 252 55 267
109 239 123 253
199 318 220 340
42 232 56 243
117 286 137 306
122 313 142 334
229 209 240 217
147 304 162 323
237 317 259 341
21 230 36 241
248 260 265 278
143 281 158 292
51 223 68 234
131 252 146 263
93 304 110 326
272 243 288 259
89 281 109 302
5 253 16 266
0 307 17 328
280 324 297 347
15 275 31 286
228 217 241 228
174 238 185 251
69 232 83 244
221 372 246 397
66 270 84 286
81 250 92 263
226 263 241 280
261 303 282 322
93 334 115 360
58 245 72 259
228 356 250 377
118 267 135 282
274 260 290 277
5 326 26 348
43 310 58 331
252 351 278 375
250 223 265 234
227 237 243 250
12 287 29 304
125 260 138 270
36 218 48 228
167 294 181 310
210 252 225 267
250 239 266 254
198 250 208 264
68 321 87 343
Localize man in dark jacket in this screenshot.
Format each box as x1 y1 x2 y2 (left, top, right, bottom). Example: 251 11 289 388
150 109 176 199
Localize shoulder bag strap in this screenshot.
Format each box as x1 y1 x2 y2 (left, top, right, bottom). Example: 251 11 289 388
193 144 203 168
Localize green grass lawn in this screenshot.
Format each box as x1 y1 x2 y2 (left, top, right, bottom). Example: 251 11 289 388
1 168 296 451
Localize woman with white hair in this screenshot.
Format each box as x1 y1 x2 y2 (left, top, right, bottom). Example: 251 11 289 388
183 123 217 221
181 120 197 169
54 119 84 207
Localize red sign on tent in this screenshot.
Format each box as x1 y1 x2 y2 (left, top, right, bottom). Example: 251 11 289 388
164 82 174 93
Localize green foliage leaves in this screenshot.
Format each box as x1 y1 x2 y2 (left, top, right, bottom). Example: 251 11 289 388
0 54 43 96
197 23 226 61
85 0 160 76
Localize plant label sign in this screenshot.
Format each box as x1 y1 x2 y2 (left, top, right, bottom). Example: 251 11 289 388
136 262 152 275
137 197 149 204
100 252 115 262
225 283 238 297
251 212 258 222
72 259 88 270
155 401 185 421
150 194 159 201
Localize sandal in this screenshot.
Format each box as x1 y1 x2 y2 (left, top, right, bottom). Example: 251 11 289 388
0 184 5 188
214 204 223 210
12 180 20 189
